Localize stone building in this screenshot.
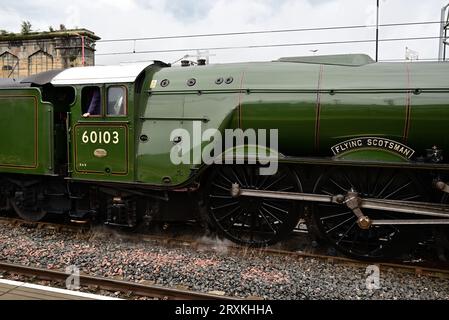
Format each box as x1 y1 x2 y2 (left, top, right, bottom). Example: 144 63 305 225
0 29 100 79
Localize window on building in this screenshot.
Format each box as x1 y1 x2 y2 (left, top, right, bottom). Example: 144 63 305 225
28 50 53 76
0 52 19 79
107 86 127 116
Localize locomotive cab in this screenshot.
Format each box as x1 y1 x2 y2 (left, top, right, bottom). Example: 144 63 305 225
50 63 157 183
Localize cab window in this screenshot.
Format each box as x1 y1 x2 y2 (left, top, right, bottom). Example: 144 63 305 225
107 86 127 116
81 86 102 117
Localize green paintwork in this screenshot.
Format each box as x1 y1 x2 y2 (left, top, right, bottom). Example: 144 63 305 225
220 144 281 163
2 56 449 189
318 92 407 152
277 53 375 66
0 88 53 175
136 63 242 186
139 59 449 186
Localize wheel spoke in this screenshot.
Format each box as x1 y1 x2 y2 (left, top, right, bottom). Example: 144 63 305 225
330 178 348 192
336 221 357 245
229 167 244 186
342 173 355 191
370 169 382 196
212 183 230 192
261 206 283 225
257 175 270 189
211 201 239 211
263 174 287 190
222 210 246 231
278 186 295 192
320 189 333 196
259 209 278 234
400 194 421 201
218 173 234 185
249 167 255 188
320 211 353 221
216 206 242 222
209 194 233 199
350 229 359 252
239 167 249 187
384 181 412 199
325 216 355 234
262 201 289 214
250 212 256 241
376 173 396 198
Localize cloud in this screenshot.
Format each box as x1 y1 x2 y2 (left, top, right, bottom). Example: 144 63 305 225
0 0 448 65
162 0 214 21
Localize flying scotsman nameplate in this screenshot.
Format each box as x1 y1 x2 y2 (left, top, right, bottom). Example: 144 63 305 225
331 137 415 159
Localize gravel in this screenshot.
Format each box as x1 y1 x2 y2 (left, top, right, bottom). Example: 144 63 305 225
0 223 448 300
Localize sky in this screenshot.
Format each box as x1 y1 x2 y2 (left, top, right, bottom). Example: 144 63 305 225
0 0 448 65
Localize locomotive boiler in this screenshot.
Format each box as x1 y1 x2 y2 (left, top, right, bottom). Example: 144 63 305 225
1 53 449 259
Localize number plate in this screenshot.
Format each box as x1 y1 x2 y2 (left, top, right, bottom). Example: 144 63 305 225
74 125 128 175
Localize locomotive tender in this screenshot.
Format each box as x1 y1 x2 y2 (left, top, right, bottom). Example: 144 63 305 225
1 53 449 259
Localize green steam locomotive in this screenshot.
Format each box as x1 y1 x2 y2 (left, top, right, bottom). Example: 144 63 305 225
1 53 449 259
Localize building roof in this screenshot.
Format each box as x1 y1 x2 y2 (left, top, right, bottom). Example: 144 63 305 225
0 29 100 42
51 63 154 85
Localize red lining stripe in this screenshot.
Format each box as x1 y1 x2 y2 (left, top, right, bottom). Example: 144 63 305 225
238 71 246 129
403 63 412 144
314 65 324 151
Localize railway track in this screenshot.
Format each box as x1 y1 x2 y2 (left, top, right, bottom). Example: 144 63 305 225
0 261 241 300
1 215 449 281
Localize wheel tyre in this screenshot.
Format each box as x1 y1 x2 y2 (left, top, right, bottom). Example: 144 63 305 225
10 200 47 222
205 165 302 247
312 167 426 260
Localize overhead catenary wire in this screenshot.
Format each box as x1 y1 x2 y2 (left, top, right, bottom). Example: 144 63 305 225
97 20 445 43
96 35 444 57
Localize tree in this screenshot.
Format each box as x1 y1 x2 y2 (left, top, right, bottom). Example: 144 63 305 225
49 26 54 32
59 24 66 31
21 21 32 34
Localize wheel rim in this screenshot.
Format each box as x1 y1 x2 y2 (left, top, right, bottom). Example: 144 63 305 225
313 167 425 259
10 198 47 222
206 165 301 246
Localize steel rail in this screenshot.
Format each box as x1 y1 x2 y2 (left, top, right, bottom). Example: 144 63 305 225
0 262 241 300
